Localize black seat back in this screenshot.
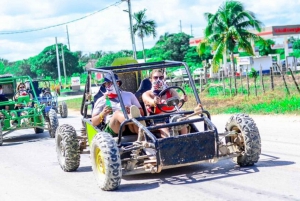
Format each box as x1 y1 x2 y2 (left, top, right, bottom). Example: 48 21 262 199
31 81 41 97
135 78 151 116
93 85 106 109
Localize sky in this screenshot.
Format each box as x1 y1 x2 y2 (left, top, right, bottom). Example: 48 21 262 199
1 0 300 62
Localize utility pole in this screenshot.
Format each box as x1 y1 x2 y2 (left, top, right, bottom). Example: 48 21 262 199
190 24 193 37
122 0 137 59
61 44 67 86
55 37 62 89
66 25 71 51
179 20 182 32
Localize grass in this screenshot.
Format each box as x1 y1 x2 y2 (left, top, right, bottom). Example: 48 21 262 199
63 70 300 116
64 98 82 110
192 91 300 115
64 87 300 115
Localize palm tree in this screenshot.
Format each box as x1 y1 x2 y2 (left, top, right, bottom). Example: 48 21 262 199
256 39 275 56
197 0 264 73
133 9 157 62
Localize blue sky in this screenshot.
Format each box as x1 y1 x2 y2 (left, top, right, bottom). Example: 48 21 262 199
1 0 300 62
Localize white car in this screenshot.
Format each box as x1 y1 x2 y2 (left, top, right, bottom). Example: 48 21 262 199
193 68 204 75
173 68 187 77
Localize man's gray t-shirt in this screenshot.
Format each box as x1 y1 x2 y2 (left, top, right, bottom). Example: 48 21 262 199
92 91 141 124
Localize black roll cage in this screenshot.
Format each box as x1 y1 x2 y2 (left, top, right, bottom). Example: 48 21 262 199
80 60 202 119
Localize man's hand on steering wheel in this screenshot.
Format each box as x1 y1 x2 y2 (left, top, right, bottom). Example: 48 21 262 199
157 86 187 113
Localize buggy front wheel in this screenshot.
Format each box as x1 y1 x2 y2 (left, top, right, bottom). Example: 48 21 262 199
225 113 261 167
56 124 80 171
49 109 59 138
91 132 122 191
60 101 68 118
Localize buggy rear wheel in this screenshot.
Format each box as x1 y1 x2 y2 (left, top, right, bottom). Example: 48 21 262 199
225 113 261 167
34 127 44 134
56 124 80 171
60 101 68 118
49 109 59 138
0 123 3 146
91 132 122 191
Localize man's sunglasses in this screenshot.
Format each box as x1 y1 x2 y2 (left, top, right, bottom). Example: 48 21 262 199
153 76 164 80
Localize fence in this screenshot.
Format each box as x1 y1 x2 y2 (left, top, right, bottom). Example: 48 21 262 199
167 66 300 97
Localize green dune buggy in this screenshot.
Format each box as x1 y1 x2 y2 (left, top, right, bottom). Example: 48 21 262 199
0 75 59 145
28 79 68 118
55 61 261 191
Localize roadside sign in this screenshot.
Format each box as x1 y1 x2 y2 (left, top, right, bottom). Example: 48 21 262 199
71 77 80 86
237 57 254 65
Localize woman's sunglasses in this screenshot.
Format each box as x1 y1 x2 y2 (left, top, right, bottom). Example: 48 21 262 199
153 76 164 80
19 86 25 89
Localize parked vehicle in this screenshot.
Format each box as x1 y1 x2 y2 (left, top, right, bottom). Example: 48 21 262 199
193 68 204 75
55 61 261 191
172 68 187 77
0 75 59 145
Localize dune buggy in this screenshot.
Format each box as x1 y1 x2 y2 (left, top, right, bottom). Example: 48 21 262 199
27 79 68 118
55 61 261 191
0 75 59 145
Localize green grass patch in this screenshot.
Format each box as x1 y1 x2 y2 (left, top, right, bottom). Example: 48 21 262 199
64 98 82 110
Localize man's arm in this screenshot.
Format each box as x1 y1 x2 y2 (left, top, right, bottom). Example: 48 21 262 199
142 90 155 106
91 98 105 126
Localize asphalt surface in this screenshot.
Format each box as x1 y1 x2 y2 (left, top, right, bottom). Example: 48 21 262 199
0 113 299 201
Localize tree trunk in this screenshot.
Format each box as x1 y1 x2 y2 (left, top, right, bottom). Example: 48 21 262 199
254 77 257 97
246 66 250 96
141 37 146 62
288 67 300 93
270 67 274 91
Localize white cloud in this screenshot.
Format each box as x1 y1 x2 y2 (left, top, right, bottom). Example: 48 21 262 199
1 0 300 62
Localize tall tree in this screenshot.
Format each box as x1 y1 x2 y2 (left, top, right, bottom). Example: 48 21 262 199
162 32 191 61
133 9 157 62
155 32 174 46
30 44 81 78
197 0 264 72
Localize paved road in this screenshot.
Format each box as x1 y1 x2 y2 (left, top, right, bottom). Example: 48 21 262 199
0 113 299 201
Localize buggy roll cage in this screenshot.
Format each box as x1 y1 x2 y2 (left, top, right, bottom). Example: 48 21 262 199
0 76 39 101
80 61 215 142
80 60 202 118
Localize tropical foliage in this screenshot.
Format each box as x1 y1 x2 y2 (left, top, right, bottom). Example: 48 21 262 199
133 9 157 62
197 0 264 72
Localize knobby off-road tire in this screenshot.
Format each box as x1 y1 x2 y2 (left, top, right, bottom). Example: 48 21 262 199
0 123 3 146
60 101 68 118
34 114 45 133
225 113 261 167
56 124 80 171
91 132 122 191
49 109 59 138
34 127 44 134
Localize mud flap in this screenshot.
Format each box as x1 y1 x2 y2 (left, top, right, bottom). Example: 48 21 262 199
157 131 216 166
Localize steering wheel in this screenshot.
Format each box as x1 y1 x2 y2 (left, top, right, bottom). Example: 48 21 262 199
13 90 31 107
156 86 186 113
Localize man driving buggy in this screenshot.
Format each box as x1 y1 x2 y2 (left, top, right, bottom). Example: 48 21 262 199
91 73 145 136
142 69 188 137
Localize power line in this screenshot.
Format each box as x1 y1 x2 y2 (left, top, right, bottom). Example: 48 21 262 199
0 1 122 35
